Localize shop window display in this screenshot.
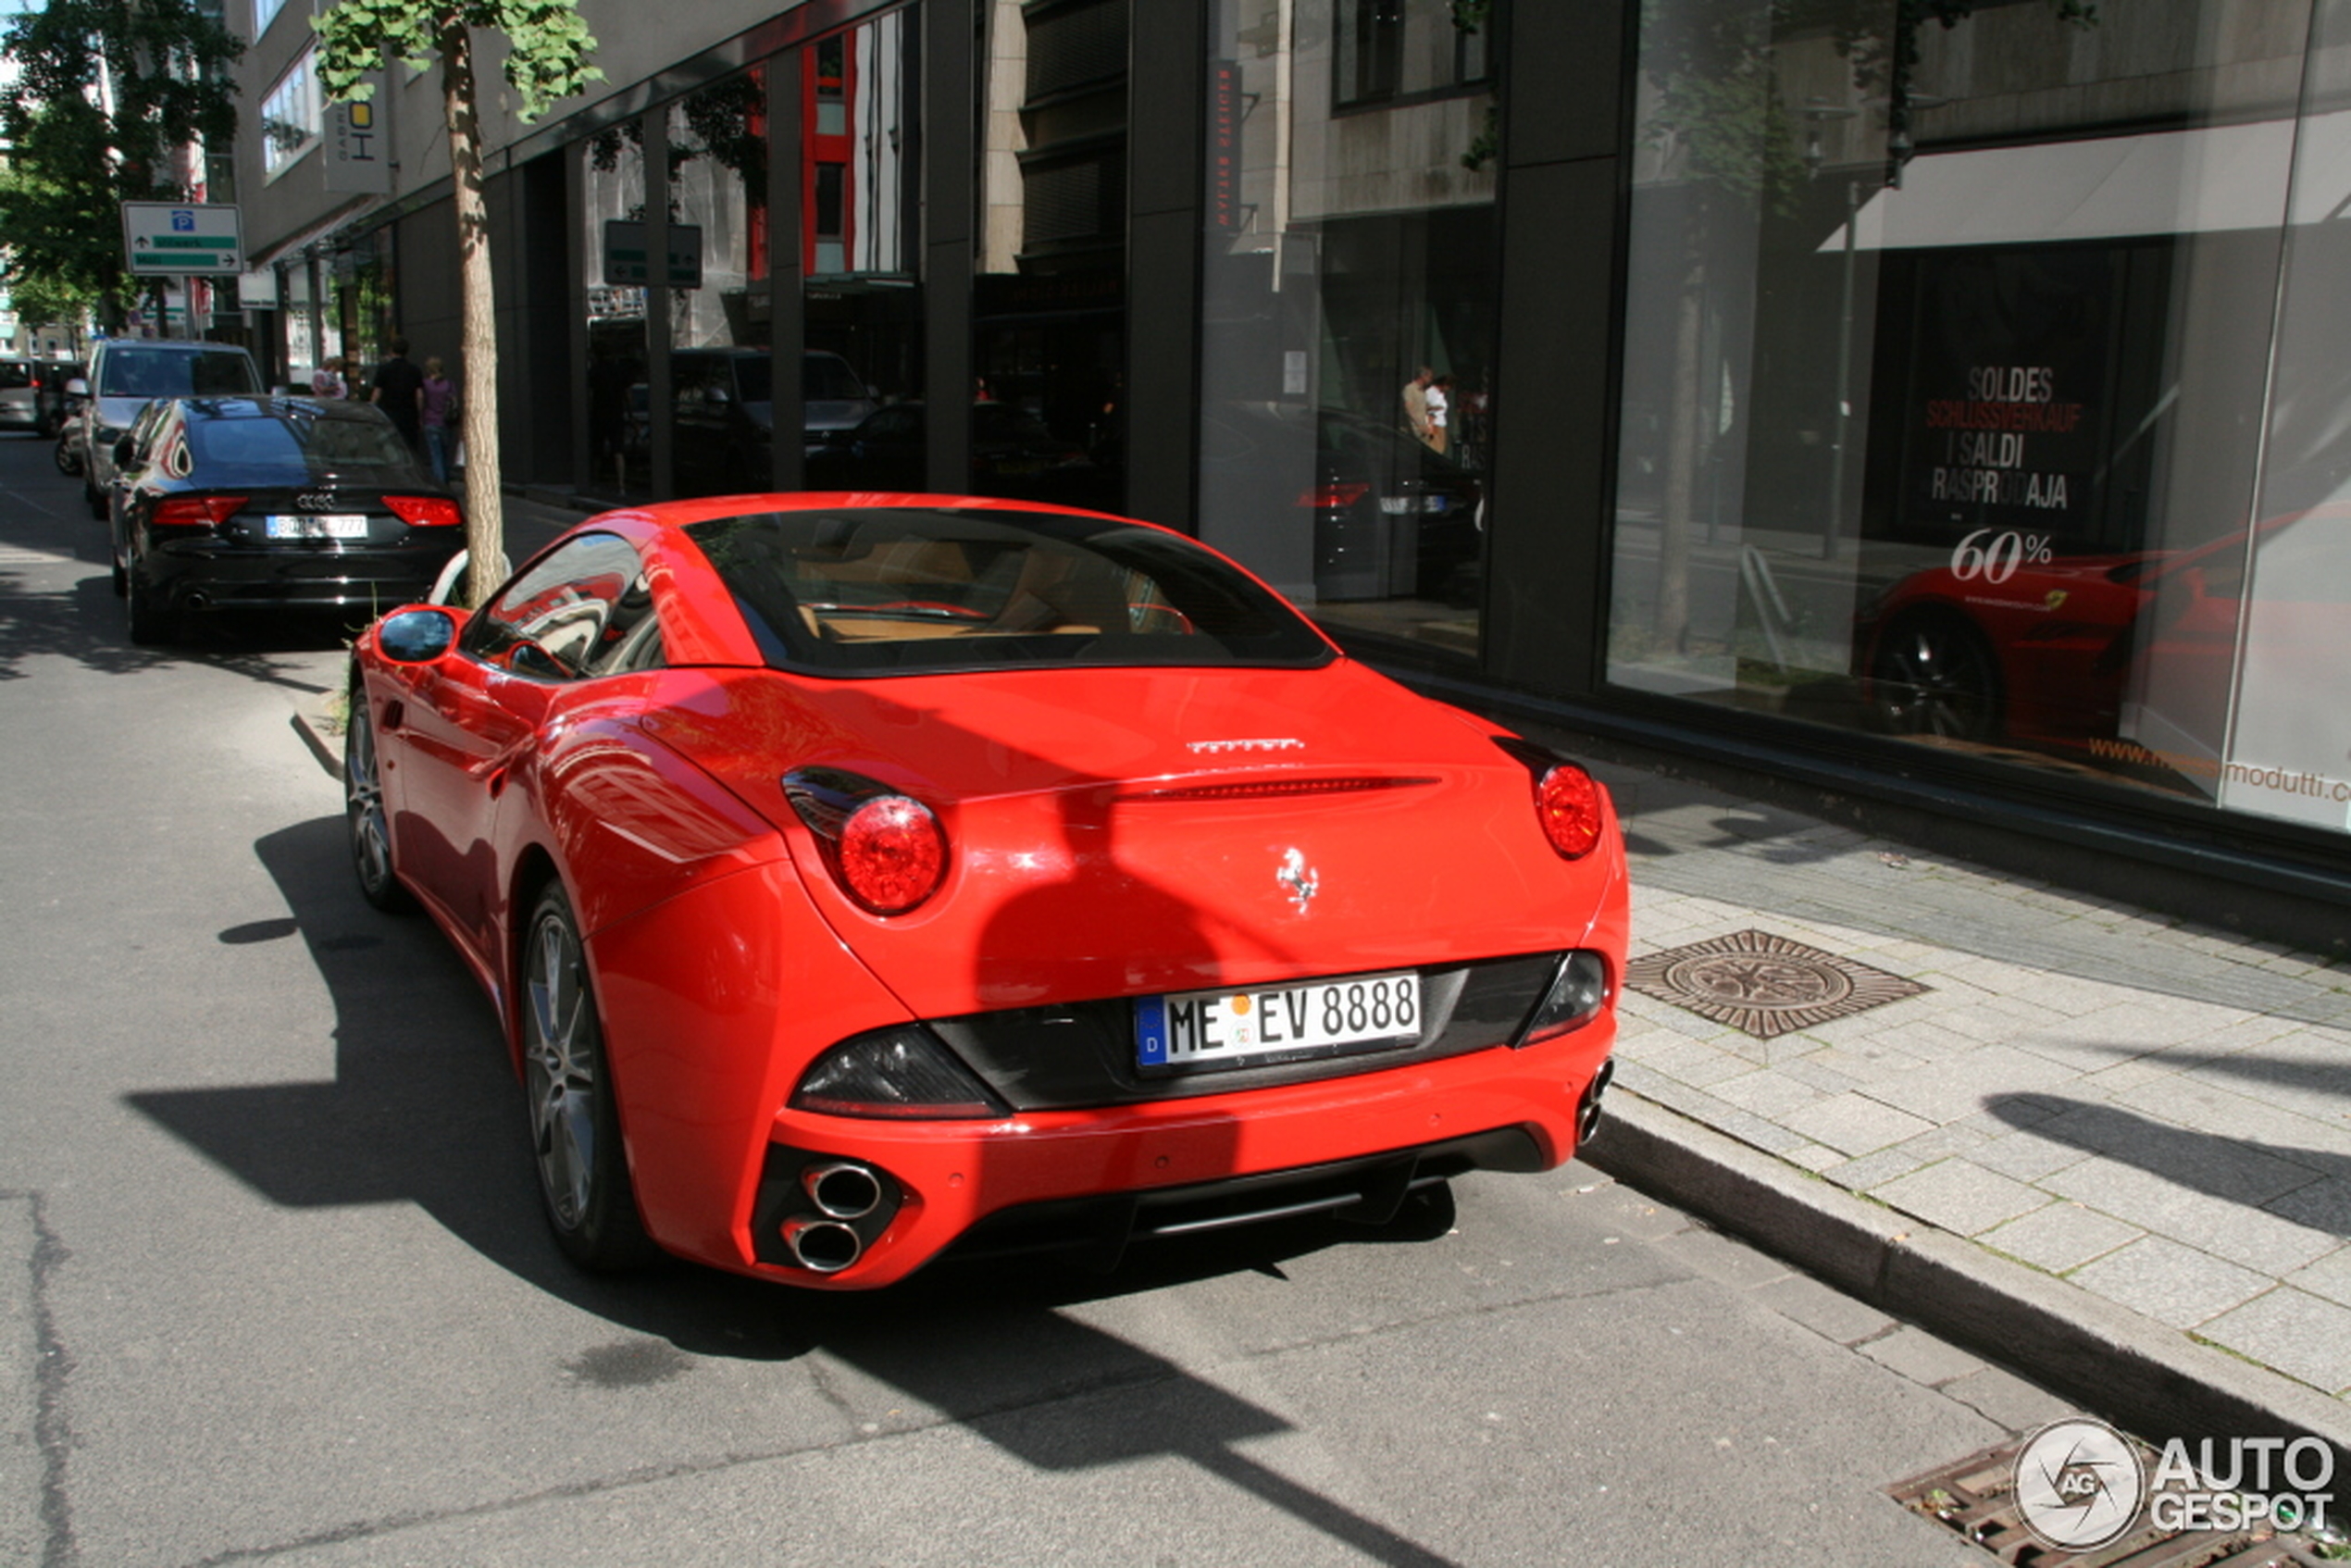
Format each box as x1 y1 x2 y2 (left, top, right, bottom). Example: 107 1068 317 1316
1195 0 1499 658
1610 0 2351 837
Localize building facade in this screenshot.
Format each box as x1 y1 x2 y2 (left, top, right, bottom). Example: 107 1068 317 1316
230 0 2351 915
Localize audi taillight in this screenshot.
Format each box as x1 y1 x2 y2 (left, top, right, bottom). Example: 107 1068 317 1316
783 767 950 915
153 494 246 529
1536 763 1604 860
384 494 462 528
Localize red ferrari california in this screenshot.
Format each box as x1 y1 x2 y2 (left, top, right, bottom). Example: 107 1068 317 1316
344 494 1627 1288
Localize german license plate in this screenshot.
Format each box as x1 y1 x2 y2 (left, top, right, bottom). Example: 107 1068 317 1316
266 513 368 541
1135 970 1422 1074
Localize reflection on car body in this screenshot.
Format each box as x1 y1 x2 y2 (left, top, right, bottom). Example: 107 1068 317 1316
343 494 1628 1288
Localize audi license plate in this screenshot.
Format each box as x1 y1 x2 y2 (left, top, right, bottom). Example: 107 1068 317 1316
266 513 368 541
1135 970 1421 1075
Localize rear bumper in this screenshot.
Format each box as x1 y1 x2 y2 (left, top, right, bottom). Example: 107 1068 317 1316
143 539 461 615
582 828 1627 1292
744 1014 1613 1289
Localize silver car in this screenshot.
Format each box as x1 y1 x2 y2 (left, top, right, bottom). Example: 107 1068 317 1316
0 359 40 433
75 339 263 517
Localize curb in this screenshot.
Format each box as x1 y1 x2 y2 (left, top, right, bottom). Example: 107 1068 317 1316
1582 1090 2351 1471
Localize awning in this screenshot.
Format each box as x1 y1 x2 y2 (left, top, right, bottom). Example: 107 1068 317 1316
1821 112 2351 253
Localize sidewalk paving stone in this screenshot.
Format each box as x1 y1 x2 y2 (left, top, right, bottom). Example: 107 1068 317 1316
2283 1247 2351 1309
1978 1202 2144 1274
2036 1157 2340 1276
1541 713 2351 1418
2196 1288 2351 1396
1783 1092 1940 1156
1867 1159 2051 1238
2065 1237 2275 1329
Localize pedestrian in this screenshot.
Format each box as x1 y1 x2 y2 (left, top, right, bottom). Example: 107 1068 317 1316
1402 366 1433 445
310 355 346 400
1424 373 1451 456
370 335 425 453
421 356 458 482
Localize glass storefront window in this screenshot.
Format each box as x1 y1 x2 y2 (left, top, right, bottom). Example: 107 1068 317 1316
666 68 771 498
963 0 1125 513
1196 0 1499 657
582 120 648 494
1611 0 2351 836
799 9 923 487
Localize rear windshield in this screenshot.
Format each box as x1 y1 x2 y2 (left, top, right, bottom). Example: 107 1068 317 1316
184 403 423 475
802 355 866 402
0 363 31 390
684 506 1333 676
98 348 259 400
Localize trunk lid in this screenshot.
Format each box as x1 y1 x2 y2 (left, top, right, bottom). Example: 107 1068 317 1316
650 659 1623 1015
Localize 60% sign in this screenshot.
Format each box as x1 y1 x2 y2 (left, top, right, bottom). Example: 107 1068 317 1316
1948 529 2055 584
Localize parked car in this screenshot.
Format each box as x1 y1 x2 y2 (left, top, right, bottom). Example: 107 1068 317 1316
75 338 264 517
342 495 1628 1285
1200 403 1486 604
668 346 877 495
805 399 1106 505
106 396 465 644
0 357 42 433
36 359 84 435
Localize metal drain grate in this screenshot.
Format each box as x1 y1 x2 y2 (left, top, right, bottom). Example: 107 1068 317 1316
1623 929 1929 1039
1887 1439 2331 1567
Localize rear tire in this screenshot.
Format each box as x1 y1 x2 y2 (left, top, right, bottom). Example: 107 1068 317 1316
521 883 657 1271
123 566 170 646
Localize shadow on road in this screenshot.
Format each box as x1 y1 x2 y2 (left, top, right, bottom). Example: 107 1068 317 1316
126 813 1465 1568
0 565 355 692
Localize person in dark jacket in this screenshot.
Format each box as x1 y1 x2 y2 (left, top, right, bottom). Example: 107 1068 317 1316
371 336 425 452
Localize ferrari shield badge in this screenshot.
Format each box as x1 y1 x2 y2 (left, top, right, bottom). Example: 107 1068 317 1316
1276 848 1319 914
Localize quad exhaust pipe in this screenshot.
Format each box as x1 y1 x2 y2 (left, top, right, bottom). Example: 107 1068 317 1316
801 1160 883 1220
1577 1057 1615 1146
779 1160 888 1272
782 1216 864 1274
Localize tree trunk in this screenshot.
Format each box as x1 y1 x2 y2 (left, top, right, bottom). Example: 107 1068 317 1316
441 19 505 607
1657 236 1706 657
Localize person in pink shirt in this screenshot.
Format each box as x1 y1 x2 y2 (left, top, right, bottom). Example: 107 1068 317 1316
420 357 458 481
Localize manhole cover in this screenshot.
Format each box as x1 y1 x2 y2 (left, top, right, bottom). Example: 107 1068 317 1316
1889 1437 2334 1566
1623 929 1928 1039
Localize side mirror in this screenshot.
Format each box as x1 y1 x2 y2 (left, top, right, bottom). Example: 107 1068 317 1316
113 437 136 468
376 607 458 664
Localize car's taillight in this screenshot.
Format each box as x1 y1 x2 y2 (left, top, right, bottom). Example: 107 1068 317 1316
153 494 246 529
837 796 945 913
384 494 462 528
1298 481 1369 510
783 767 950 915
1536 763 1605 860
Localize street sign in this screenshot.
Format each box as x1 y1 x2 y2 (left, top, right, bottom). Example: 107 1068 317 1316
603 220 703 288
122 203 245 277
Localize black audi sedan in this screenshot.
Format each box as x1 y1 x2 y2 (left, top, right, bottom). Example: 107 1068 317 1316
106 397 466 644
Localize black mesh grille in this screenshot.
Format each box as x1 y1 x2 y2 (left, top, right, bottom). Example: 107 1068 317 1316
926 952 1563 1111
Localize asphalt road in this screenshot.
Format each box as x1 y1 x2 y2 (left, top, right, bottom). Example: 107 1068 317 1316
0 431 2032 1566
